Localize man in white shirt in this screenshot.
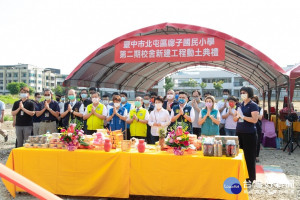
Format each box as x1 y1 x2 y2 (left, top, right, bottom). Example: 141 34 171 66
148 97 170 144
217 89 230 135
187 90 205 136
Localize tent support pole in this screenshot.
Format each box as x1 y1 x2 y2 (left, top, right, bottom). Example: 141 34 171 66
267 87 272 120
275 81 279 136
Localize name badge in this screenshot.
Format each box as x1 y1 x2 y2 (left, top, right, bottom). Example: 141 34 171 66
20 111 24 116
45 112 50 118
139 113 143 116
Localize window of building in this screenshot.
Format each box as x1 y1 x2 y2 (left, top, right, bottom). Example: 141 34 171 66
30 80 35 83
22 73 26 77
46 83 49 86
0 81 3 84
38 87 41 90
38 74 42 78
0 87 3 90
0 73 3 78
22 80 27 84
46 76 49 80
13 73 18 77
51 77 55 80
38 80 42 84
51 83 55 87
7 73 11 77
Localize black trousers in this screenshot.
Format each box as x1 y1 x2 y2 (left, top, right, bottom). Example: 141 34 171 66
237 131 257 182
86 130 97 135
192 127 201 137
256 129 262 157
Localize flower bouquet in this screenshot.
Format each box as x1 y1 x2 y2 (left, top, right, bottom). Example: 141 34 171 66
165 126 190 155
60 122 87 151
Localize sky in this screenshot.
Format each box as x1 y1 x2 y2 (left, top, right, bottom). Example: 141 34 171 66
0 0 300 75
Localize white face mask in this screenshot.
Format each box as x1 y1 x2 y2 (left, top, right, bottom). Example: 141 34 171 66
44 96 51 100
155 103 163 110
102 100 109 105
114 103 120 107
167 94 174 100
241 94 248 101
92 98 99 104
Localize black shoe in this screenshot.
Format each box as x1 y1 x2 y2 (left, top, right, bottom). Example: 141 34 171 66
4 134 8 142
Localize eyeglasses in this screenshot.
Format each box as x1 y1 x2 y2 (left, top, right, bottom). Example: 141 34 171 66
240 92 247 94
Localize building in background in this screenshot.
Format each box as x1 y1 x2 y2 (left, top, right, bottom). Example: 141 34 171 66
0 64 68 94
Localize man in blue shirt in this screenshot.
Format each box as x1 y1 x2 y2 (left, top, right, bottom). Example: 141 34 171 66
120 92 134 140
32 92 42 135
36 89 60 134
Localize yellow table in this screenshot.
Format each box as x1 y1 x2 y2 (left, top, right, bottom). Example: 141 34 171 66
271 115 300 138
3 148 249 200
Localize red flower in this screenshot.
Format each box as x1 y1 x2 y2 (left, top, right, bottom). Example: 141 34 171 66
185 131 189 135
183 141 189 146
61 129 66 133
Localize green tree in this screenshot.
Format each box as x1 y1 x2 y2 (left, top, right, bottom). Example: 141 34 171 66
179 79 199 87
6 82 34 95
164 76 174 93
200 82 207 89
213 80 224 93
54 85 64 95
6 82 20 94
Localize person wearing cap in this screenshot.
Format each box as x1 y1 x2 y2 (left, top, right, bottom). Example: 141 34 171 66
126 96 149 139
83 92 107 135
78 89 92 132
36 89 60 134
171 91 195 133
12 87 35 147
198 96 221 136
106 95 128 132
0 100 8 142
60 89 84 129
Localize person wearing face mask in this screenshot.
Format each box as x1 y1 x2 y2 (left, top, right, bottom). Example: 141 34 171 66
187 90 205 136
101 94 111 129
36 89 60 135
251 95 263 163
233 87 258 184
12 87 35 147
175 90 180 101
60 89 84 129
198 96 220 136
143 93 155 143
32 92 42 135
163 89 178 114
126 96 149 140
217 89 230 135
148 97 170 144
120 92 134 139
150 91 157 104
171 91 195 133
77 89 92 132
83 92 107 135
108 92 119 107
106 95 128 132
221 96 237 136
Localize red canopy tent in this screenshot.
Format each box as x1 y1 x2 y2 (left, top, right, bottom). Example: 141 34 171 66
63 22 287 94
285 63 300 101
